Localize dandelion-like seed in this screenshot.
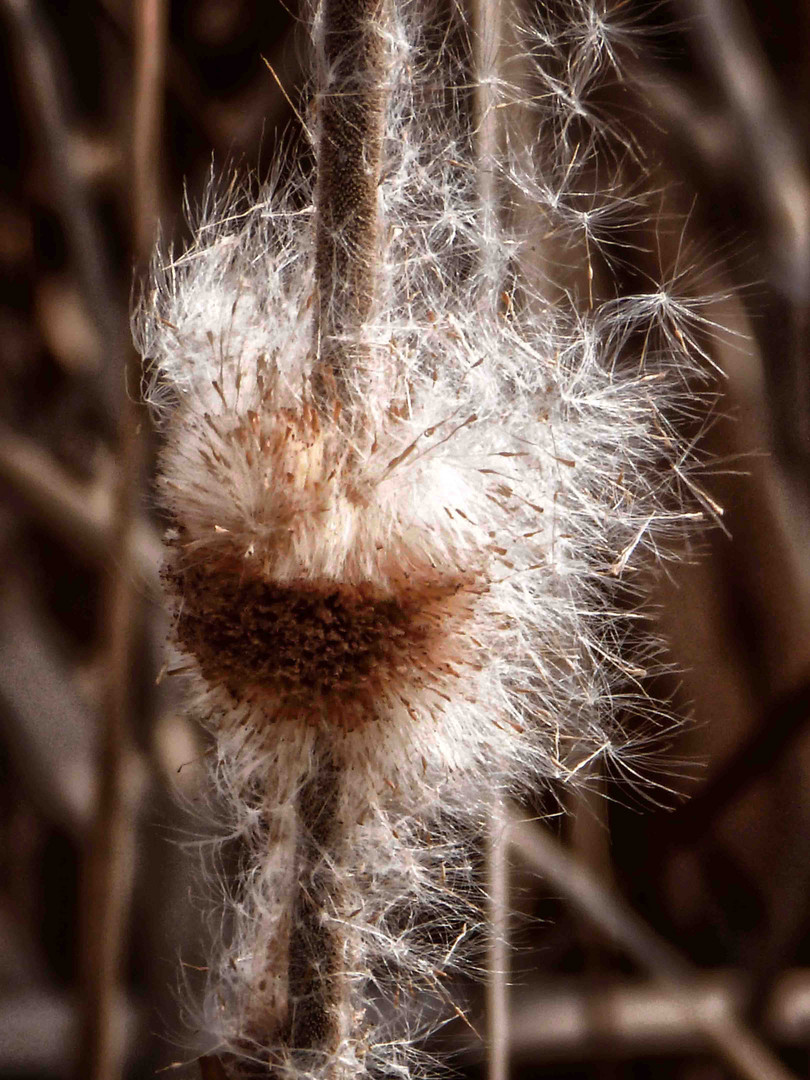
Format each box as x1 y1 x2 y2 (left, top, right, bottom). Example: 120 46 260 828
135 0 717 1076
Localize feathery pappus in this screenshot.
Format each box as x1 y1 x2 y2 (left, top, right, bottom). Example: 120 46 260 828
134 1 720 1075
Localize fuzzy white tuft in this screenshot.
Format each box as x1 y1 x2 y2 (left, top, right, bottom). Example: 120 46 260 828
135 1 718 1076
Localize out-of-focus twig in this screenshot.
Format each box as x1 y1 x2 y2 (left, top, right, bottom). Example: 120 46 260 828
0 589 99 836
473 2 509 1078
0 0 128 417
686 0 810 292
97 0 300 157
506 969 810 1063
509 810 799 1080
0 991 139 1077
685 0 810 487
96 0 219 150
639 71 736 179
0 425 162 589
663 674 810 846
76 398 144 1080
131 0 167 262
486 802 509 1080
77 2 166 1078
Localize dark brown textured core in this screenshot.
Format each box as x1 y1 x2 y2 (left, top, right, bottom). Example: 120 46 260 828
168 556 475 727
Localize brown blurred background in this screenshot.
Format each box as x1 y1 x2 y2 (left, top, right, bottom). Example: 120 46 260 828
1 1 810 1079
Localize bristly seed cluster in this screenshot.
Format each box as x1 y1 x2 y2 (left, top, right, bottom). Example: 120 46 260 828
169 553 478 731
134 0 719 1076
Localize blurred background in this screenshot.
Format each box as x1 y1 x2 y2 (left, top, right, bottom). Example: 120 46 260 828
1 1 810 1079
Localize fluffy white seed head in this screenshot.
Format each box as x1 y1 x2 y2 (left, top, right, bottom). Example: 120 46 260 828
135 0 718 1074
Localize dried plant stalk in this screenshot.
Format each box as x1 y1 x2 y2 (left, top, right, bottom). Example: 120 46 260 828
314 0 389 400
275 1 392 1071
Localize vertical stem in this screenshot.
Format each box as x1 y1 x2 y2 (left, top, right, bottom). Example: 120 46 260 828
0 0 126 418
226 753 351 1080
230 743 348 1080
486 803 509 1080
132 0 168 263
314 0 389 403
472 4 509 1079
567 770 615 1078
78 413 141 1080
472 0 502 286
287 741 347 1064
264 2 392 1071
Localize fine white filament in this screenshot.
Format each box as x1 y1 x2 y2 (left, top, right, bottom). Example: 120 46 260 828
134 1 718 1077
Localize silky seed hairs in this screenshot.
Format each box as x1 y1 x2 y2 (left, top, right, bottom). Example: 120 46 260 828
134 1 719 1076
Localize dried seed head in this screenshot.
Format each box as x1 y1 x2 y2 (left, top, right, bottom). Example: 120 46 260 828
134 0 721 1073
168 560 479 730
160 392 490 732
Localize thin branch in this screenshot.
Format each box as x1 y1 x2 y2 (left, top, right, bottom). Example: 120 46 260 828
686 0 810 293
0 425 162 589
663 674 810 847
685 0 810 484
96 0 220 151
472 0 502 282
485 802 509 1080
472 5 509 1079
0 991 138 1076
0 589 99 837
77 2 166 1078
132 0 167 263
509 809 799 1080
506 970 810 1063
0 0 128 418
76 405 142 1080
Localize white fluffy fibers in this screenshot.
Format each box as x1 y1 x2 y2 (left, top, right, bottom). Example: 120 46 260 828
134 1 718 1076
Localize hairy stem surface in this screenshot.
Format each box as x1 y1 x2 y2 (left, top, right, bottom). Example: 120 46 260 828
267 0 391 1073
314 0 389 402
286 741 347 1066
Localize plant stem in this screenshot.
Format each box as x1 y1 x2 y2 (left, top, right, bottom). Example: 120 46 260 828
314 0 389 404
472 0 502 250
472 6 509 1078
485 802 509 1080
267 2 391 1073
287 741 347 1065
77 0 165 1076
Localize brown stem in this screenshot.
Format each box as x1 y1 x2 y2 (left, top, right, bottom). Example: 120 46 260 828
132 0 168 264
314 0 389 404
290 0 391 1056
286 741 347 1064
233 3 392 1073
472 0 501 229
233 740 348 1080
77 396 144 1080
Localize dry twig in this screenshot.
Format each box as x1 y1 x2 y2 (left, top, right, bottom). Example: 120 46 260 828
510 810 799 1080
